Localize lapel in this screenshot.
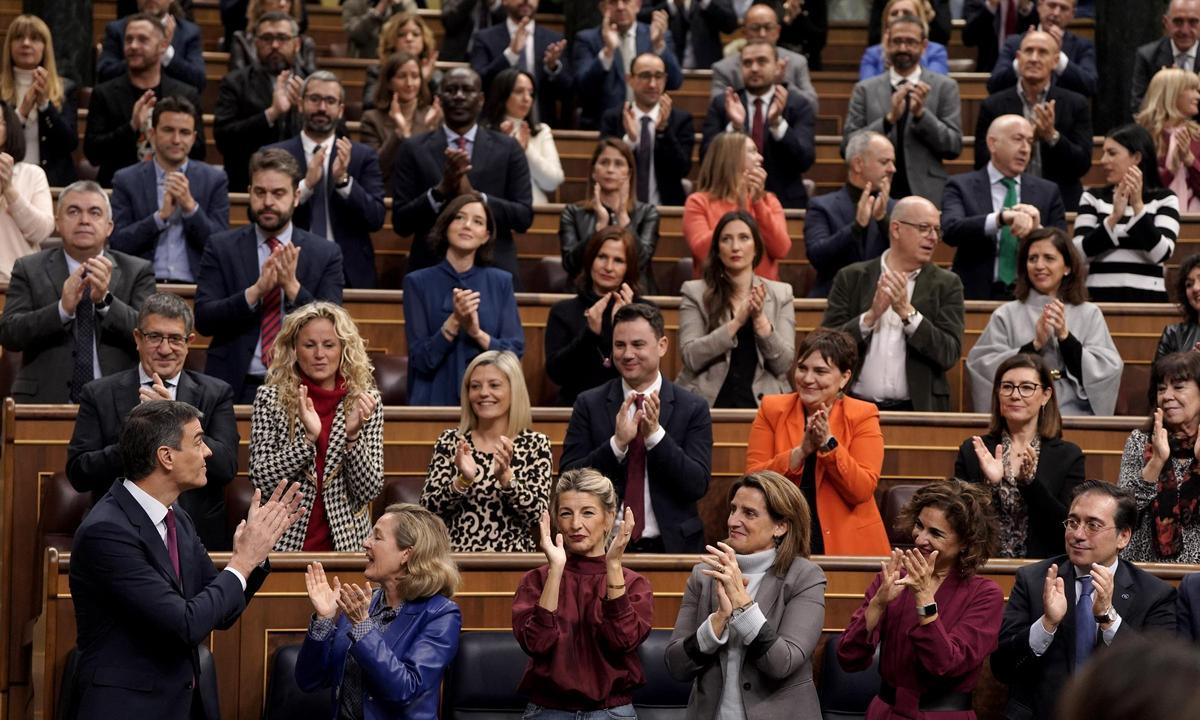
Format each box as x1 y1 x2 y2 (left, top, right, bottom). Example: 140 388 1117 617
112 480 183 593
175 369 198 406
973 169 995 213
469 127 493 185
1018 173 1038 205
780 394 806 457
658 378 676 435
114 370 143 425
871 75 893 117
1111 559 1137 622
604 379 625 435
755 570 782 626
239 226 261 290
859 257 883 306
1156 37 1176 69
44 248 69 300
425 130 450 175
910 262 936 313
633 24 650 62
103 249 123 298
140 161 159 215
1059 559 1079 669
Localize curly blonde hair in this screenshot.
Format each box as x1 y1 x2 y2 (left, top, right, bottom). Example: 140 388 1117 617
1136 67 1200 159
265 302 376 424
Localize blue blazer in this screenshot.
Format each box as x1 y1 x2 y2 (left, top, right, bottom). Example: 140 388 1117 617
295 593 462 720
266 135 387 289
194 225 344 400
988 30 1098 97
470 23 574 126
858 42 949 79
559 377 712 553
67 480 268 720
109 160 230 280
98 16 206 91
941 167 1067 300
1179 573 1200 642
805 185 895 298
571 23 683 128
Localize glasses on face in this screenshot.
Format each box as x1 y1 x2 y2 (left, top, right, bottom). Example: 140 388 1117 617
896 220 943 240
633 71 666 82
256 33 295 45
745 22 778 34
998 381 1045 398
1062 518 1116 536
889 36 923 49
138 330 188 349
304 94 341 107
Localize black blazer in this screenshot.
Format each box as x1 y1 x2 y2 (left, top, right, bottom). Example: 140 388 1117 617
988 30 1098 97
558 202 660 294
973 84 1092 211
213 64 306 193
598 105 694 206
391 126 533 283
804 185 895 298
66 369 240 550
941 167 1067 300
991 555 1177 720
700 87 816 209
98 16 206 91
643 0 738 69
469 23 574 126
193 225 344 400
35 76 78 187
559 377 712 553
266 135 387 289
571 23 684 129
961 0 1036 73
1179 573 1200 642
544 292 654 406
1132 37 1177 116
67 480 268 720
953 434 1085 558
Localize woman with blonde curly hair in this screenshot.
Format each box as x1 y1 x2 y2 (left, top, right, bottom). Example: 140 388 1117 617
422 350 553 552
362 11 439 106
1136 67 1200 211
248 301 384 552
0 14 77 186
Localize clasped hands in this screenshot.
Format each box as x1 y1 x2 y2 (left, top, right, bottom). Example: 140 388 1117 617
863 269 912 330
453 433 515 488
1032 298 1068 350
61 255 114 316
442 288 488 346
304 561 377 624
1002 203 1042 240
614 390 661 452
247 242 301 306
729 282 771 338
870 547 941 610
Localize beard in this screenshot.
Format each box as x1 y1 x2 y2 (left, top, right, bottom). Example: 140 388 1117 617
248 202 292 233
890 51 917 71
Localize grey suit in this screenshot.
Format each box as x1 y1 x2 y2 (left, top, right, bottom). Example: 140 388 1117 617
842 70 963 207
665 558 826 720
0 248 156 403
710 47 820 114
675 278 794 406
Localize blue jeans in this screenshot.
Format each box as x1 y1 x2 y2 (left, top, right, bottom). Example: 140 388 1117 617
522 702 637 720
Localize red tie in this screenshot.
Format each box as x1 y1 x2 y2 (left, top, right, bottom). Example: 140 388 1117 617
625 394 647 541
1002 0 1018 42
165 508 181 580
455 135 468 153
260 237 282 368
751 98 765 153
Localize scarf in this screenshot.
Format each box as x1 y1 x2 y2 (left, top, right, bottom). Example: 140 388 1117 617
299 373 348 552
1143 431 1200 558
994 433 1040 558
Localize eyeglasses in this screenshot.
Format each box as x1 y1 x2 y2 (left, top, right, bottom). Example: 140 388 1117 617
745 22 779 34
998 381 1045 398
889 36 925 48
304 93 341 107
1062 518 1116 536
255 33 295 45
633 71 667 82
896 220 943 240
137 330 189 348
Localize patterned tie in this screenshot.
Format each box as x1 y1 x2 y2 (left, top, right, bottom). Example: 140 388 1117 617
310 144 329 240
636 116 653 203
751 98 765 153
260 237 283 368
165 508 182 580
69 294 95 403
455 135 468 155
1075 574 1096 668
1179 52 1192 72
625 393 647 541
997 177 1019 286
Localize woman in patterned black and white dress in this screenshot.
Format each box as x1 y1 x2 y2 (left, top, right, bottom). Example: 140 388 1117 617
421 350 553 551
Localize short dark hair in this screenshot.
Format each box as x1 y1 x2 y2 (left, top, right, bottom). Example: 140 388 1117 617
119 401 204 482
428 192 495 264
125 11 165 37
248 147 301 187
613 302 665 338
1148 351 1200 432
1071 480 1137 533
577 225 640 294
1106 124 1164 195
898 480 998 577
629 51 664 75
138 292 195 336
1057 632 1200 720
255 10 298 35
1014 227 1087 305
987 353 1063 439
887 12 927 39
793 328 859 387
1173 253 1200 325
151 95 197 129
0 101 25 161
740 38 778 60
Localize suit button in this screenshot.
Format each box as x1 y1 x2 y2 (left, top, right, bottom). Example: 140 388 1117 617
743 682 751 691
186 680 195 689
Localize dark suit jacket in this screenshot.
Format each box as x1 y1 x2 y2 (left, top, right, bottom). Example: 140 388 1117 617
193 225 344 400
643 0 738 69
213 64 306 193
571 23 683 129
962 0 1036 73
109 159 231 280
37 76 78 187
822 257 965 411
954 435 1085 558
391 126 533 283
804 185 895 298
98 17 206 91
266 135 386 289
66 369 239 550
700 87 816 209
0 248 156 403
440 0 506 61
469 23 574 126
974 84 1092 211
991 555 1177 720
1132 37 1179 116
1179 572 1200 642
988 30 1098 97
67 480 268 720
598 105 694 206
941 167 1068 300
559 377 712 553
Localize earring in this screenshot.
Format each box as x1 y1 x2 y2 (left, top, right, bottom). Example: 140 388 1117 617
773 534 783 546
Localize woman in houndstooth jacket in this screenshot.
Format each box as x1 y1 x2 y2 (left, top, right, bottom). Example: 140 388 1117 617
249 302 385 551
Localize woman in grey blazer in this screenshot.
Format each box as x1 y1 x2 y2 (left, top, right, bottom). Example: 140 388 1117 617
666 470 826 720
676 211 795 408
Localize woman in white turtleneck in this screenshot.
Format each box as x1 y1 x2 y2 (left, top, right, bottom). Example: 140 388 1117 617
481 67 563 204
666 470 826 720
1 15 77 187
0 100 53 282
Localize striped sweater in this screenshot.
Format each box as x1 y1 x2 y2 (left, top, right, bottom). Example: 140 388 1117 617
1071 186 1179 302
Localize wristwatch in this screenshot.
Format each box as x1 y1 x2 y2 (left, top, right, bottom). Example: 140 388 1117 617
1093 608 1114 624
818 436 838 455
901 308 918 326
916 601 938 617
730 602 753 619
94 292 114 310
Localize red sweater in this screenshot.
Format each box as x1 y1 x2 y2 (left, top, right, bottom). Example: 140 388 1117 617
512 554 654 710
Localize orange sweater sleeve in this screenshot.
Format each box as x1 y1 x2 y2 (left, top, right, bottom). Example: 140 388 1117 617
745 402 798 477
751 193 792 262
683 193 717 269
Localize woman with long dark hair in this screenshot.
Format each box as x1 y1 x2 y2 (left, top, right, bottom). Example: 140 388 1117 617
482 67 562 204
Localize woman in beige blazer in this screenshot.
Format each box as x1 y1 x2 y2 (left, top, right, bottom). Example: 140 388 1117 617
677 210 795 408
359 51 439 187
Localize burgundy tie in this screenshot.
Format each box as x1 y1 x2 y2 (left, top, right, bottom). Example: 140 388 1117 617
751 98 765 153
1002 0 1017 43
260 236 282 367
165 508 181 580
455 135 468 153
625 394 647 541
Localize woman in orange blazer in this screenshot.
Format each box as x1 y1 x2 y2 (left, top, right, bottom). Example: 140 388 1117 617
746 328 890 556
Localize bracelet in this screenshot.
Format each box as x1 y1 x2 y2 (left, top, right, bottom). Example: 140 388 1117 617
607 583 626 590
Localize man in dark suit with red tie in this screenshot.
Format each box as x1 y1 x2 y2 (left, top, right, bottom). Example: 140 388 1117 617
469 0 573 125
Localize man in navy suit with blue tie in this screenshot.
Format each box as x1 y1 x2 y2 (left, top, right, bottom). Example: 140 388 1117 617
470 0 573 126
110 96 229 284
267 71 386 289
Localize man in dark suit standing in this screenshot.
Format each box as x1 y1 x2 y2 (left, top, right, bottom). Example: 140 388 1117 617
823 196 964 412
987 0 1097 97
0 182 157 404
67 400 302 720
701 40 815 209
1132 0 1200 115
67 293 239 551
963 0 1036 74
392 67 533 283
642 0 738 69
992 481 1177 720
98 0 206 92
710 4 820 113
942 114 1066 300
560 303 712 554
975 31 1092 211
469 0 572 126
599 52 694 206
266 71 385 289
194 148 344 404
110 96 229 283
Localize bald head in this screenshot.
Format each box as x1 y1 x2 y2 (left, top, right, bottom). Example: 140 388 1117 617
1017 31 1057 85
889 196 940 271
987 115 1034 177
892 196 937 224
1166 0 1200 52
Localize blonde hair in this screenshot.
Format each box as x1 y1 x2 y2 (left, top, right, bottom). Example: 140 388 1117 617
549 468 619 520
458 351 531 437
1 15 64 107
1136 67 1200 158
265 302 376 425
696 132 751 203
383 503 461 600
378 12 435 62
246 0 303 22
883 0 935 24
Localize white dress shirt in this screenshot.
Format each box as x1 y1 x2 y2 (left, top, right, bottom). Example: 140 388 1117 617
1027 557 1122 655
138 364 180 399
727 86 789 139
1174 40 1198 71
852 250 923 403
503 17 537 71
609 371 667 539
297 131 354 241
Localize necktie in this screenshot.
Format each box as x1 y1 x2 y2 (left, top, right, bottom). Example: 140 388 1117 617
165 508 181 580
516 41 529 72
310 145 329 240
455 135 468 154
751 98 765 153
69 294 95 403
260 237 283 368
1075 574 1096 668
636 116 653 203
1002 0 1018 44
997 177 1019 286
1179 52 1192 71
625 393 647 541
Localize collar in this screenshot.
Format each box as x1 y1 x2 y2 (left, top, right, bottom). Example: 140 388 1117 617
300 131 335 157
444 123 479 146
153 158 188 180
1018 79 1051 106
566 553 611 573
621 371 663 398
63 250 104 275
736 547 777 575
255 223 293 246
123 478 170 528
880 249 921 280
888 65 921 88
138 364 181 388
746 86 774 105
988 162 1020 186
438 257 478 279
632 102 661 123
506 16 535 35
1174 40 1198 60
1072 556 1119 582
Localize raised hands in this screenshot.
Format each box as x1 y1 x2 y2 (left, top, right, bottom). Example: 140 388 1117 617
1144 408 1171 482
700 541 752 609
268 70 298 121
600 11 621 55
870 549 906 609
139 372 172 404
336 580 373 623
1041 563 1068 630
724 87 747 131
605 506 634 566
17 66 48 118
304 144 327 190
344 391 378 442
130 89 156 132
438 146 473 198
854 181 891 227
1032 100 1057 142
766 85 787 127
297 384 322 443
491 434 515 487
538 510 567 570
972 435 1004 486
895 547 940 603
656 94 673 132
331 137 352 185
229 481 305 576
543 38 566 70
649 9 668 53
509 16 531 55
304 561 341 619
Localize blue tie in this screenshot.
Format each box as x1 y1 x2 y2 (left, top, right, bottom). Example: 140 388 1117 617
1075 574 1096 668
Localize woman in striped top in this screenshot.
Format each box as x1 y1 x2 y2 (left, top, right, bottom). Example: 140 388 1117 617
1073 124 1180 303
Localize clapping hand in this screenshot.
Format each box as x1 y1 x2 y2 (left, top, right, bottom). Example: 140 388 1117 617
971 436 1003 486
600 11 621 55
656 94 673 132
640 390 661 438
1032 100 1056 142
748 283 771 335
344 392 377 442
297 385 322 443
605 506 634 564
1041 563 1068 630
305 561 342 619
139 372 172 403
724 87 747 131
331 137 352 185
649 9 668 52
454 435 479 483
700 542 751 608
509 16 531 55
337 581 373 624
83 255 114 304
543 39 566 70
130 89 156 132
800 403 830 457
870 549 906 608
452 288 482 336
538 510 566 569
1151 408 1171 466
614 393 644 450
766 85 787 127
491 435 515 486
230 482 305 574
1042 299 1068 341
908 82 930 119
896 547 939 602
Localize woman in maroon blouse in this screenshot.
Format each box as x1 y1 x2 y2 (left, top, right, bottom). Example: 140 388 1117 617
512 468 653 718
838 480 1004 719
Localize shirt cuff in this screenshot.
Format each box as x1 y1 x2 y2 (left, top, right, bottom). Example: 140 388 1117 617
349 618 374 642
1056 51 1069 73
985 211 1002 238
504 47 521 66
599 50 614 72
308 614 337 641
729 603 768 645
623 133 639 150
224 566 248 591
426 188 443 212
154 213 169 230
162 44 175 66
182 204 199 219
644 425 666 450
858 312 874 337
696 613 728 652
58 300 73 322
902 311 923 336
297 179 314 203
610 435 628 460
769 118 789 140
335 178 353 198
1029 616 1056 656
1101 608 1122 645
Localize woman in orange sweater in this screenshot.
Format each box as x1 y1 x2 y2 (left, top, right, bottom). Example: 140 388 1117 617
746 327 889 556
683 131 792 281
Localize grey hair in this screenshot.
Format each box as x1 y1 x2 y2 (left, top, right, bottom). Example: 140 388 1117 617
845 130 890 163
137 292 195 336
302 70 345 103
57 181 112 220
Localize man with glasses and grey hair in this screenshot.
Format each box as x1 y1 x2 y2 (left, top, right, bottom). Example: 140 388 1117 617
66 292 239 550
0 181 156 404
710 3 818 113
